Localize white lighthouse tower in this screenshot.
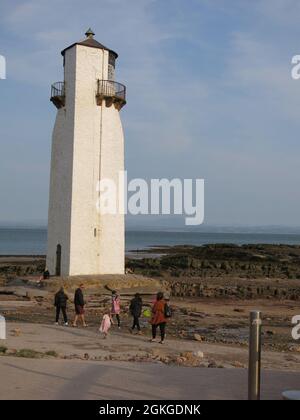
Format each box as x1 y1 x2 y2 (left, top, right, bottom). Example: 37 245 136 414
46 29 126 276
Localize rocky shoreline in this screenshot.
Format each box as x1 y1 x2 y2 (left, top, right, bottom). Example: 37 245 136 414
126 244 300 301
3 243 300 280
127 243 300 279
1 244 300 302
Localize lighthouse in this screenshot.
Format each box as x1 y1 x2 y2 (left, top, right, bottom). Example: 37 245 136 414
46 29 126 276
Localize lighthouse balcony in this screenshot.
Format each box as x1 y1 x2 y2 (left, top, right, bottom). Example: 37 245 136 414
96 80 126 110
50 82 65 109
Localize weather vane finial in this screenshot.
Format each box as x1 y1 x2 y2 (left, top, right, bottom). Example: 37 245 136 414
85 28 95 39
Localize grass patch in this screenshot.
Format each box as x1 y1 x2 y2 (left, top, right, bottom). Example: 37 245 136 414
0 347 59 359
44 350 58 358
15 349 44 359
0 346 7 354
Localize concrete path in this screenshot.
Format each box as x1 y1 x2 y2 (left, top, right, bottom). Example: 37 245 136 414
3 322 300 371
0 357 299 400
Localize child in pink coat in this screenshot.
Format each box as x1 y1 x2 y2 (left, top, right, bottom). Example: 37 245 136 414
99 309 113 339
111 290 121 328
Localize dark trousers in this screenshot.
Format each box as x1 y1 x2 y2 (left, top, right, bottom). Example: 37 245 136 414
152 322 166 341
132 315 141 331
113 314 120 327
56 306 68 323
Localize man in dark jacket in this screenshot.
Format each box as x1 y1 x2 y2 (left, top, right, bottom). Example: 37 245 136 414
129 293 143 334
73 284 87 327
54 287 69 325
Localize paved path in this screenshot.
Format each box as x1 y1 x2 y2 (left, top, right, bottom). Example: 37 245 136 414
4 322 300 371
0 357 299 400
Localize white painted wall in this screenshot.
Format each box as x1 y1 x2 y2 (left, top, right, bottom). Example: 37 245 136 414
47 43 125 276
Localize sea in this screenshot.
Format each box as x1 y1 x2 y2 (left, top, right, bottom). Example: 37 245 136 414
1 227 300 255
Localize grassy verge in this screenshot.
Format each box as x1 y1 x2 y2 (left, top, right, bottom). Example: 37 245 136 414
0 347 59 359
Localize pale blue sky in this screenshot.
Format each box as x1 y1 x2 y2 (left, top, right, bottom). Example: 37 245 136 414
0 0 300 227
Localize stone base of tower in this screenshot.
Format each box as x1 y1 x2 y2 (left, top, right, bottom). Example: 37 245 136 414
41 274 162 296
46 233 125 277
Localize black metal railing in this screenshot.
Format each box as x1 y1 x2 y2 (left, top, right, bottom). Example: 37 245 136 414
96 80 126 103
51 82 65 99
50 82 65 108
50 80 127 109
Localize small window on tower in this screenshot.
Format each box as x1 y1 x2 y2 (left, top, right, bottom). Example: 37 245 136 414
108 53 115 81
109 53 116 68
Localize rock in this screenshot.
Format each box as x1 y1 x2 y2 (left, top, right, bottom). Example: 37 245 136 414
179 351 204 366
6 348 17 355
151 349 165 358
231 361 246 368
180 309 189 315
289 345 300 353
208 361 218 368
189 312 206 318
67 353 80 359
180 351 194 359
11 328 21 337
193 350 204 359
193 333 203 342
199 361 210 368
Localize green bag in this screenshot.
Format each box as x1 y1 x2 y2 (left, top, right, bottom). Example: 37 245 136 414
143 308 151 318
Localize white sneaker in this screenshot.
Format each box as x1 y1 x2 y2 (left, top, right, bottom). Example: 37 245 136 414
64 322 68 326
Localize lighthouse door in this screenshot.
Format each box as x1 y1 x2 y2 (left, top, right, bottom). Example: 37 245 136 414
55 244 62 276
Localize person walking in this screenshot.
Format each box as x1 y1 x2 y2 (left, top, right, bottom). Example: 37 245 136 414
54 287 69 325
150 292 167 344
111 291 121 328
73 284 87 327
43 268 50 280
129 293 143 334
99 308 114 339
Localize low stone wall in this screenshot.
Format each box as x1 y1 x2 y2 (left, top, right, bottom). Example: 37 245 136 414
0 257 45 278
168 279 300 300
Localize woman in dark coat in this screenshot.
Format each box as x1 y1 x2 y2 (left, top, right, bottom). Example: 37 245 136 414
54 287 69 326
129 293 143 334
73 284 87 327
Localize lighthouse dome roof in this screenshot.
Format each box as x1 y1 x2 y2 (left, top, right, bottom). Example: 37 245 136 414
61 29 118 58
